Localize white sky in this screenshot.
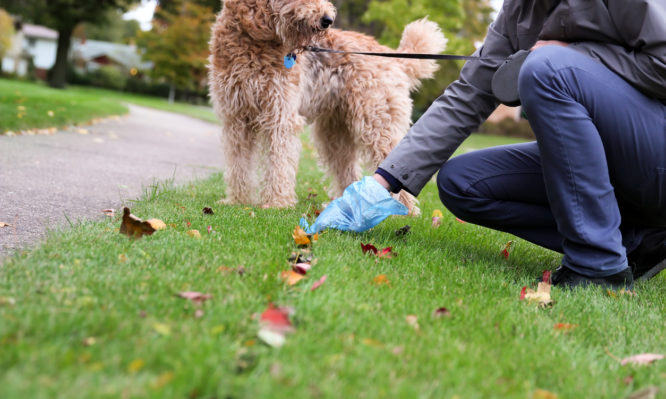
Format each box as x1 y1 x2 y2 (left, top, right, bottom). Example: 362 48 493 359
123 0 158 31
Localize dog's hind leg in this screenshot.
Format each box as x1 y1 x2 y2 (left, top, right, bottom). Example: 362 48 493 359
259 117 303 208
311 117 361 198
220 120 257 205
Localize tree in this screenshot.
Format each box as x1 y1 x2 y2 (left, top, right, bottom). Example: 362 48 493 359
74 9 141 44
0 0 139 88
0 8 14 60
362 0 494 118
156 0 221 17
137 2 215 103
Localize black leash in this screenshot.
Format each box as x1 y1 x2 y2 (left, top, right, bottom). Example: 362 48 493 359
304 45 507 62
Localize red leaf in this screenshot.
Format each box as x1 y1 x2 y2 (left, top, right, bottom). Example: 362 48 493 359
377 247 394 258
207 225 213 234
542 270 552 283
361 242 378 255
310 275 327 291
260 304 293 332
433 307 451 317
501 240 514 259
292 262 311 275
519 286 527 300
553 323 577 331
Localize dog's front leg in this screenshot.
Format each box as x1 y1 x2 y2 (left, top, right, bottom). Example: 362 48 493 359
259 118 303 208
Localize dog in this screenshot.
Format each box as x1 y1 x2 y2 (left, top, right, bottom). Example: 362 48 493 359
208 0 447 213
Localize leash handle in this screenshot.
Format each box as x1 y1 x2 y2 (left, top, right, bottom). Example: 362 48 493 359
305 46 506 62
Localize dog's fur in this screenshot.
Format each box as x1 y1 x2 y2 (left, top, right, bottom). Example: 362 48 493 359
208 0 446 211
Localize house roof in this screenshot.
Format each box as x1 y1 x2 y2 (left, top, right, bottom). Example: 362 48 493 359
22 23 58 40
70 39 152 70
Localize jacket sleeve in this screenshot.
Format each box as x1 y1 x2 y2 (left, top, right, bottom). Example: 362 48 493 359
568 0 666 100
378 8 516 196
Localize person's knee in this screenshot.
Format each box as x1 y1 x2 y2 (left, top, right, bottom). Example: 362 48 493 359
437 158 468 215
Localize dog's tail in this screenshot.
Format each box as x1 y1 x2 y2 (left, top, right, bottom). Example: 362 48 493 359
396 18 447 90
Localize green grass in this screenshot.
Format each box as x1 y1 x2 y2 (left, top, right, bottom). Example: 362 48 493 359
0 79 128 133
1 134 665 399
0 78 217 134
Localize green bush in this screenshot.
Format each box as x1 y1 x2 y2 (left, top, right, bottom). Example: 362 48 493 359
88 65 127 91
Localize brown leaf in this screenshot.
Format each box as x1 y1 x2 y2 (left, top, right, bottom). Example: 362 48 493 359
202 207 214 215
626 386 658 399
0 222 10 227
146 219 166 230
433 307 451 318
532 389 558 399
522 282 553 307
292 262 311 275
281 270 305 286
119 207 155 238
395 225 411 237
177 291 212 304
101 209 115 218
372 274 390 286
187 229 201 238
620 353 664 366
292 226 311 245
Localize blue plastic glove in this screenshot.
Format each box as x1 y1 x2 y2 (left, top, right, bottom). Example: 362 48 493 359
300 176 408 234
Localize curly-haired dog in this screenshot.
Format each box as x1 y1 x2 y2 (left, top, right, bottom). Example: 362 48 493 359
208 0 447 212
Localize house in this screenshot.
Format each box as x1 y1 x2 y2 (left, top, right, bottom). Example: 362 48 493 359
70 38 151 75
1 22 57 79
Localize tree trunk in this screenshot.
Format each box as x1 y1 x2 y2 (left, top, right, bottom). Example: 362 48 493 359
49 27 73 89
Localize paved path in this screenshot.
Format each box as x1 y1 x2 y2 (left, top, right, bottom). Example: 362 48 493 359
0 105 223 258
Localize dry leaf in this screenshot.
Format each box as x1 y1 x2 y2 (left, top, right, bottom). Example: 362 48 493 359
501 240 515 259
522 282 553 307
82 337 96 347
310 275 327 291
620 353 664 366
118 253 128 263
532 389 558 399
152 322 171 336
146 219 166 230
127 358 145 373
373 274 390 286
361 242 378 255
292 225 311 245
258 304 294 347
395 225 411 237
0 222 10 227
433 307 451 318
377 247 395 259
405 315 420 331
101 209 115 218
626 386 658 399
202 207 214 215
187 229 201 238
177 291 212 304
553 323 577 332
207 225 213 234
119 207 155 238
292 262 311 275
281 270 305 286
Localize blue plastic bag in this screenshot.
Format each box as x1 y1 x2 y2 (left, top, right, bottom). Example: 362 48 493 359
300 176 408 234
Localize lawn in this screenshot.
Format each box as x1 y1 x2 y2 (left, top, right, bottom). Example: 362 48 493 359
0 78 217 134
1 132 665 399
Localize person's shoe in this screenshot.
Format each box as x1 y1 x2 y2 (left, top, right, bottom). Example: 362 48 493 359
627 229 666 281
548 266 634 290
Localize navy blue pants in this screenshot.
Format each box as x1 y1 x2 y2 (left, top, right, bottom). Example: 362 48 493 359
438 46 666 277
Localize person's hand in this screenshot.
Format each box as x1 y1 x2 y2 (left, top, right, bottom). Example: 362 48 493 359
531 40 569 51
300 176 408 234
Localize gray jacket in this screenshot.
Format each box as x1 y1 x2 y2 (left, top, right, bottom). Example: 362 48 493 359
379 0 666 196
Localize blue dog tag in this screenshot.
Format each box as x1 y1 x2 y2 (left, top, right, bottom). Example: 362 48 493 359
284 53 296 69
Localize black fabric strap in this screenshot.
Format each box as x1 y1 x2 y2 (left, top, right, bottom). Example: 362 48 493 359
305 46 506 62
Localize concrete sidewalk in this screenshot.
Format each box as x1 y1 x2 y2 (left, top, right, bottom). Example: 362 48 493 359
0 104 223 258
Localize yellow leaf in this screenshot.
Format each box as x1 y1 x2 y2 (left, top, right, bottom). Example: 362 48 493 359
532 389 558 399
432 209 443 218
118 254 128 263
292 226 310 245
47 110 54 117
281 270 305 286
146 219 166 230
523 282 553 307
153 322 171 336
76 128 89 135
151 371 174 389
127 358 145 373
187 229 201 238
372 274 390 286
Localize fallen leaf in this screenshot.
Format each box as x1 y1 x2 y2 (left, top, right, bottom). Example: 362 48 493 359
82 337 96 347
202 207 214 215
361 242 378 255
292 262 311 275
101 209 115 217
118 253 128 263
258 304 294 347
76 128 89 135
620 353 664 366
405 315 420 331
47 110 54 117
377 247 395 259
361 338 383 347
152 322 171 336
207 225 213 234
372 274 390 286
127 358 145 373
553 323 577 332
519 286 527 300
187 229 201 238
501 240 515 259
194 309 204 318
293 225 311 245
532 389 558 399
433 307 451 318
281 270 305 286
119 207 155 238
455 217 466 224
395 225 411 237
432 209 443 218
0 297 16 306
432 216 441 228
607 288 637 298
146 219 166 230
310 275 327 291
257 328 286 347
522 282 553 307
177 291 212 304
151 371 174 389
